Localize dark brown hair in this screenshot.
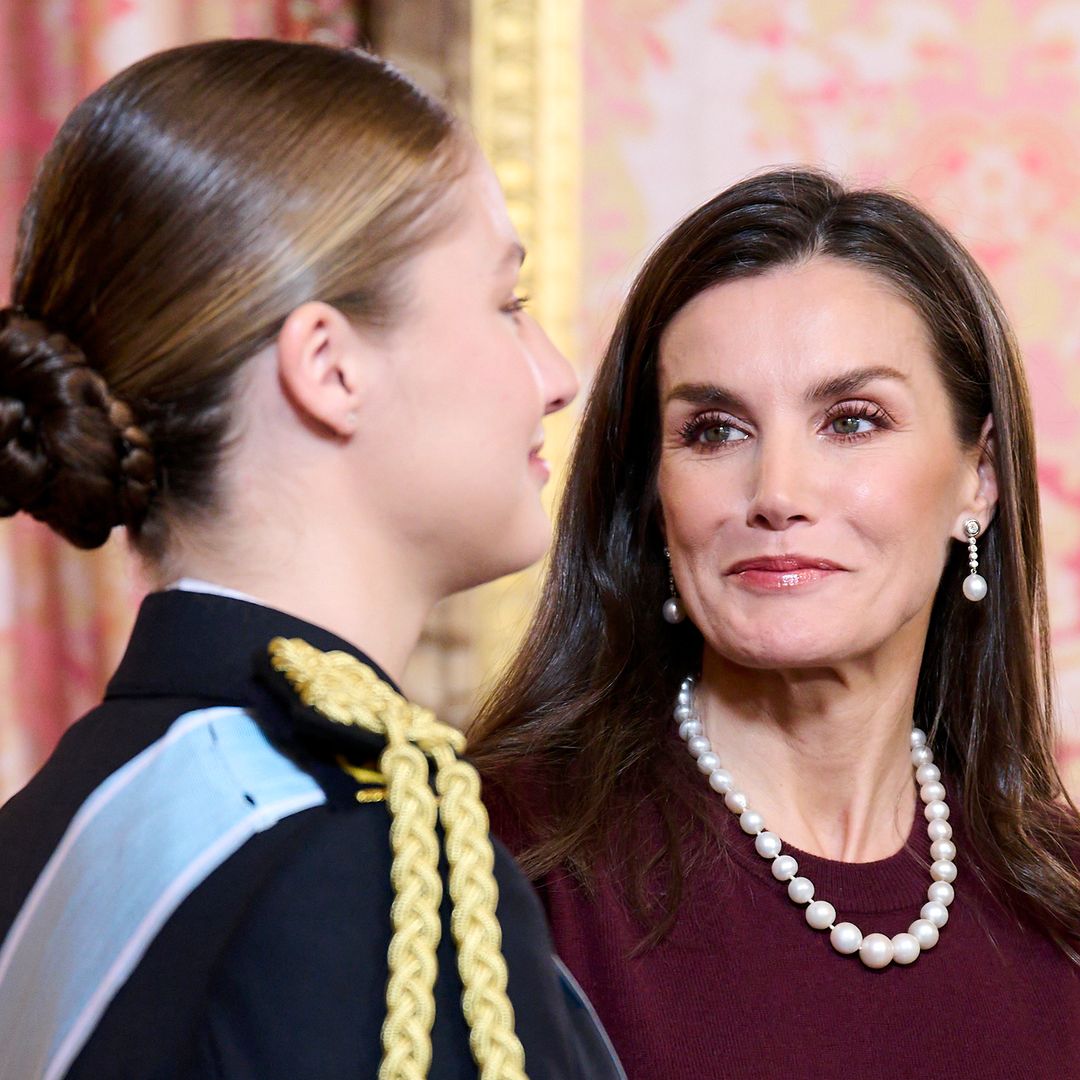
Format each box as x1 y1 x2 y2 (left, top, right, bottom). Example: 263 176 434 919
470 168 1080 957
0 39 464 556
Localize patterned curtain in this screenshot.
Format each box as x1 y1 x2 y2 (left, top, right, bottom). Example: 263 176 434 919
0 0 358 801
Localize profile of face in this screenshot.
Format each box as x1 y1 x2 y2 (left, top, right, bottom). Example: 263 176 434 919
657 256 997 672
350 154 578 595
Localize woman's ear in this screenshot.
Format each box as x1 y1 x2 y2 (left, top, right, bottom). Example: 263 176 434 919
276 302 366 437
954 414 999 540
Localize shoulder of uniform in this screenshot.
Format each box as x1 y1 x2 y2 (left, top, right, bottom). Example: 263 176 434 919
254 637 389 760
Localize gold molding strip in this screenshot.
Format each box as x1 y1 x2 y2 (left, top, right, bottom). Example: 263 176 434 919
470 0 582 357
468 0 583 680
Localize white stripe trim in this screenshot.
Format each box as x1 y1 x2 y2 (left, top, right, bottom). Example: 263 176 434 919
552 954 627 1080
44 787 324 1080
167 577 266 606
0 707 231 990
0 707 326 1080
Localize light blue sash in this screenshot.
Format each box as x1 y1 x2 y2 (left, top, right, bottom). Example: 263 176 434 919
0 707 326 1080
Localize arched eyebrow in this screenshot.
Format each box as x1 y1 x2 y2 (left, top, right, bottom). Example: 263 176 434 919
805 365 909 401
663 365 909 409
663 382 749 412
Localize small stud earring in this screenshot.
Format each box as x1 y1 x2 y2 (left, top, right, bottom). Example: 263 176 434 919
962 520 987 602
662 546 686 624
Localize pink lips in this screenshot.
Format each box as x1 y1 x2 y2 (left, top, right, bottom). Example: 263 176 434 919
528 446 550 482
725 555 846 591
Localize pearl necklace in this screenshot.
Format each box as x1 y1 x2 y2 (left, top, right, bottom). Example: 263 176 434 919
675 676 956 969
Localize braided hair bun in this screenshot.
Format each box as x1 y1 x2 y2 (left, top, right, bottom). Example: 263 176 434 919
0 308 156 549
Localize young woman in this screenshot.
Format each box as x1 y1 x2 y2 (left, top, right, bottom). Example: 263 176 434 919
0 40 622 1080
471 168 1080 1079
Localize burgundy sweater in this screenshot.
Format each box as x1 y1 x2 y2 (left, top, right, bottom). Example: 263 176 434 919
487 789 1080 1079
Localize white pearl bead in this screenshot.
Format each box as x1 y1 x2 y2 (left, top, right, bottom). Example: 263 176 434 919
787 876 815 904
678 718 702 740
909 918 939 949
771 854 798 881
930 839 956 863
916 763 941 785
830 922 862 955
927 880 955 907
674 678 958 972
911 745 933 766
663 597 686 623
708 769 733 793
921 900 949 927
920 781 946 804
931 859 957 883
696 751 720 774
686 735 711 758
927 818 953 842
754 831 782 859
859 933 894 969
805 900 836 930
890 932 921 965
963 573 987 602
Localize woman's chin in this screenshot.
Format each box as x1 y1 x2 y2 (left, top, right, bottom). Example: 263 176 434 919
450 520 552 595
500 517 553 576
704 628 867 672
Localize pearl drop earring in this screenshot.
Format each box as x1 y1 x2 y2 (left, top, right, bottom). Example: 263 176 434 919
962 520 987 602
662 547 686 624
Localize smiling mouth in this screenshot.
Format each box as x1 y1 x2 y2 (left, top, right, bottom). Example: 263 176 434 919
528 445 550 481
725 556 846 590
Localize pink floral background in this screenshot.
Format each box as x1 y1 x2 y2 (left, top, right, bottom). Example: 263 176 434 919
0 0 356 800
3 1 1080 800
582 0 1080 794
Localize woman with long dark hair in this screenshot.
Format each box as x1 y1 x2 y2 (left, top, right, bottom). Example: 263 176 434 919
0 39 623 1080
471 168 1080 1078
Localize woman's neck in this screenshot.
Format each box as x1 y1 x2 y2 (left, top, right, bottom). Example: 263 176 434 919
154 519 435 684
694 648 922 862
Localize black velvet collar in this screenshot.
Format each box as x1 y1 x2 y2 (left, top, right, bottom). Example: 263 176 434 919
107 589 398 784
108 589 399 701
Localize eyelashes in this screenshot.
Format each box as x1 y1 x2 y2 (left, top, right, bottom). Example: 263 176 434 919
502 294 531 315
677 401 894 450
677 413 745 447
821 401 892 437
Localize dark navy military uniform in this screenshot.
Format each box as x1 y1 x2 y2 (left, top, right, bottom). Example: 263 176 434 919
0 589 623 1078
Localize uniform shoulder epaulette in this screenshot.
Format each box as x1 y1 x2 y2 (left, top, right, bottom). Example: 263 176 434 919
266 637 529 1080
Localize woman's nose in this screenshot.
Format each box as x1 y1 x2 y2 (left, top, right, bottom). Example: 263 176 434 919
745 432 817 530
530 317 579 414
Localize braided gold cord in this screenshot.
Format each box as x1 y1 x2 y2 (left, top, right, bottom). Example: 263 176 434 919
379 739 442 1079
434 748 528 1080
267 639 529 1080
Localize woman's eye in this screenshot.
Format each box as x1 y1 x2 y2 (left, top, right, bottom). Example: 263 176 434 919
831 416 871 435
502 294 530 315
704 421 738 438
697 423 748 445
